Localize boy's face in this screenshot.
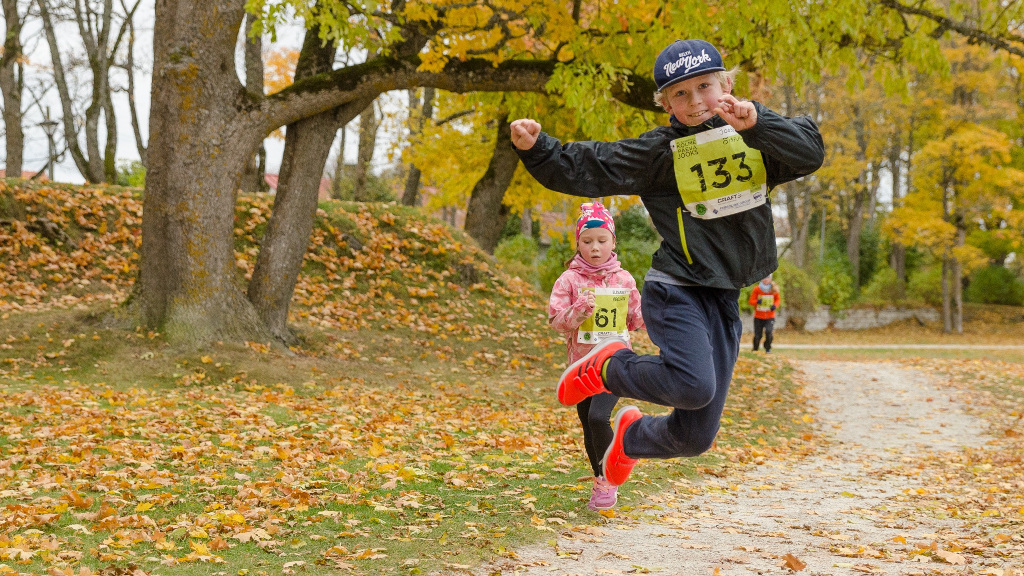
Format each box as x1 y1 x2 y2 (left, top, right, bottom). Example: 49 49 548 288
661 73 733 127
577 228 615 267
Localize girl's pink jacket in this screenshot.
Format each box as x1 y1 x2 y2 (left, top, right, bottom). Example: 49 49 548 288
548 254 644 364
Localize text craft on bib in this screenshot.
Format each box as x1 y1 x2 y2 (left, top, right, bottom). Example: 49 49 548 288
670 125 768 219
577 287 630 344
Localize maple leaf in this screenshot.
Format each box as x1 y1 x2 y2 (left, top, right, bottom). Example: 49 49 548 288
780 553 806 571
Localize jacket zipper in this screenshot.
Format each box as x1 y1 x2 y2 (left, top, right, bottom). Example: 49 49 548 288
676 207 694 265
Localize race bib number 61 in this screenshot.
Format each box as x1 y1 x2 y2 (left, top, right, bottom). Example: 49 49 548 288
578 287 630 344
671 125 768 219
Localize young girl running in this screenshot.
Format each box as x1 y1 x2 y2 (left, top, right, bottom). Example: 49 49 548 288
548 202 644 510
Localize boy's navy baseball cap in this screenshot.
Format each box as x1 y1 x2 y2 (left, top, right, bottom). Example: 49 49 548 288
654 39 725 91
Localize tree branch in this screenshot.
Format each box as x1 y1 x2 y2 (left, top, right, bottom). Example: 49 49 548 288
876 0 1024 57
262 56 660 135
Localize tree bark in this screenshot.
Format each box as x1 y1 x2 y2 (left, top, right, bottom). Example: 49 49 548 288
463 117 519 253
1 0 24 178
139 0 270 343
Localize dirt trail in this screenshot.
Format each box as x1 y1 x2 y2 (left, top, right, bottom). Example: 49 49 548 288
479 360 1005 576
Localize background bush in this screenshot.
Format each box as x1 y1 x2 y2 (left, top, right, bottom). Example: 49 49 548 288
617 238 658 290
860 266 906 306
538 234 576 293
907 265 943 306
817 261 854 311
775 258 818 314
965 265 1024 306
494 235 539 283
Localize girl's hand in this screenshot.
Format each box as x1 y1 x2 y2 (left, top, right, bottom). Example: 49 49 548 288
510 119 541 150
584 290 596 309
714 95 757 131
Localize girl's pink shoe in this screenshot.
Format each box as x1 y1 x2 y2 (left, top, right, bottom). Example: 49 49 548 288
587 476 618 511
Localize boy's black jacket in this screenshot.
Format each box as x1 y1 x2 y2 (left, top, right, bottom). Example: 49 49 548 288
516 102 824 289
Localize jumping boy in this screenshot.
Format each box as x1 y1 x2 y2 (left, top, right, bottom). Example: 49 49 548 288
510 39 824 486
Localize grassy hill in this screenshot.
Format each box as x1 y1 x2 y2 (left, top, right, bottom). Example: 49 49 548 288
0 180 812 576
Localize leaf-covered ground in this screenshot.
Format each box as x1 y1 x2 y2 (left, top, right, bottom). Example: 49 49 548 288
482 358 1023 575
0 182 813 575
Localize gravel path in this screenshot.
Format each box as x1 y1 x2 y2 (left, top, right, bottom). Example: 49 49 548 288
479 360 1000 576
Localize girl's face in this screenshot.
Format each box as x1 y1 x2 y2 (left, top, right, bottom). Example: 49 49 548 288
577 228 616 266
661 73 733 127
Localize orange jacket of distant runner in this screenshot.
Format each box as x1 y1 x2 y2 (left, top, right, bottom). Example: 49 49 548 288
749 285 780 320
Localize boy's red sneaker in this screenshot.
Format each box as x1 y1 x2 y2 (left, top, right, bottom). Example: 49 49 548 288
556 337 627 406
602 405 641 486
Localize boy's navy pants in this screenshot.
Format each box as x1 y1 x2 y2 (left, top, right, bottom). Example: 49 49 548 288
604 281 742 459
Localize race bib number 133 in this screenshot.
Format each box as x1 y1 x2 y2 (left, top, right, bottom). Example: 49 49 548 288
671 125 768 219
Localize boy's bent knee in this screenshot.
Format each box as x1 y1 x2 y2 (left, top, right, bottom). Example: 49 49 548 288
663 375 716 410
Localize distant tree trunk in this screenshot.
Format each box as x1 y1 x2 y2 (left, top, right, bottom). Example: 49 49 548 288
402 86 434 206
784 179 813 269
464 117 518 253
352 103 379 201
940 174 954 333
846 186 866 288
332 125 347 197
846 104 871 290
941 255 952 333
520 207 532 237
37 0 138 183
952 221 964 334
240 14 266 193
1 0 25 177
888 125 905 281
123 2 147 165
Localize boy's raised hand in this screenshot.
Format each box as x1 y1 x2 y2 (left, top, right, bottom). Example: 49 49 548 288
510 119 541 150
714 95 757 131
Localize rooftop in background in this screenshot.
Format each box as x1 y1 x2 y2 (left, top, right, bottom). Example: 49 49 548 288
0 170 47 181
263 173 332 201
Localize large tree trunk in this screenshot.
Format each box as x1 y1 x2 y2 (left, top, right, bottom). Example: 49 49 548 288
139 0 269 343
247 23 358 343
1 0 24 178
246 104 368 343
464 117 518 253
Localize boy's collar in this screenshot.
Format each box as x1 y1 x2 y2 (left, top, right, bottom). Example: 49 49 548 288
669 114 724 135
